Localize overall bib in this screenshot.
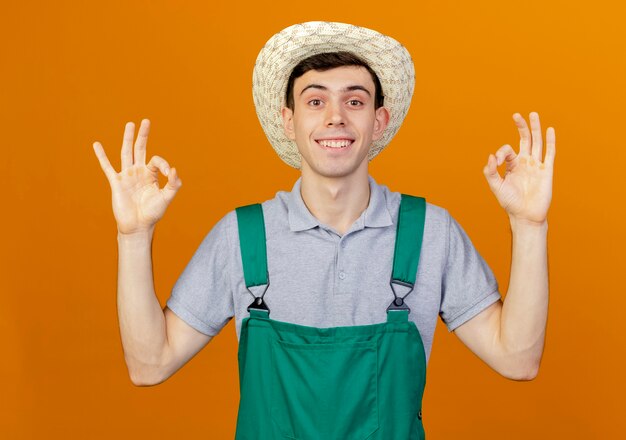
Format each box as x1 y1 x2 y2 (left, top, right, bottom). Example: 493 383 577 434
234 194 427 440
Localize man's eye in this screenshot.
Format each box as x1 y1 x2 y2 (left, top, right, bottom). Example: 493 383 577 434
348 100 363 106
308 99 322 106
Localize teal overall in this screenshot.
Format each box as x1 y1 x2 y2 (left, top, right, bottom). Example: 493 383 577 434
234 195 427 440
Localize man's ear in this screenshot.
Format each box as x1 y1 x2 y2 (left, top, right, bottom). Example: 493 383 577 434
281 107 296 140
372 106 390 141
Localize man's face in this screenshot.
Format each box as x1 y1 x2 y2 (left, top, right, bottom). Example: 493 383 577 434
281 66 389 179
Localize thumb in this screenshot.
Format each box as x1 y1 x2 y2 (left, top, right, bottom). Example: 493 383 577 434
483 154 502 192
161 167 182 203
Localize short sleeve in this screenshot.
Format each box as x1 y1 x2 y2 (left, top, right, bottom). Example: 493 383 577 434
439 212 501 332
165 212 235 337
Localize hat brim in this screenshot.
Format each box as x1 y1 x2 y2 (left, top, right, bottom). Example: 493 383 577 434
253 21 415 169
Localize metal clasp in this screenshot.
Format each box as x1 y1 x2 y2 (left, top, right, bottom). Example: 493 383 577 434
246 276 271 314
386 278 413 313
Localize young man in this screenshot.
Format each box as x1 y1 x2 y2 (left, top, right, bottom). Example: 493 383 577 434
93 22 554 439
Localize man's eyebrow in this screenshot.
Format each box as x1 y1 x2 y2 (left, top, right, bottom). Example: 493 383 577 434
299 84 372 96
343 85 371 96
299 84 327 95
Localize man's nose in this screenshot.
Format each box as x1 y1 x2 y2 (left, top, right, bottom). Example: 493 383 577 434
325 101 345 126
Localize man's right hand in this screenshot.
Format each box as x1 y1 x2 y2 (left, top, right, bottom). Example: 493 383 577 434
92 119 182 235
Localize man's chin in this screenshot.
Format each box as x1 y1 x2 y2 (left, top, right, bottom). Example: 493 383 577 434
301 162 367 180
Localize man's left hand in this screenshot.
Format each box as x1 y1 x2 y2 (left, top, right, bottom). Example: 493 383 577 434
483 112 556 225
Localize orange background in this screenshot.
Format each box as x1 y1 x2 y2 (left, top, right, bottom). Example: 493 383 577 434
2 1 625 438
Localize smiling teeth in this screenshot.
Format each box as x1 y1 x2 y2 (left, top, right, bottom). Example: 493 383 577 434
318 140 352 148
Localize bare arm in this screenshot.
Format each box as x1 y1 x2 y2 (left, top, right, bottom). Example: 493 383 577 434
454 112 555 380
117 230 212 386
454 220 548 380
94 119 211 386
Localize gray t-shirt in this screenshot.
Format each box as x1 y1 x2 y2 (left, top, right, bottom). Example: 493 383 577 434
166 175 501 362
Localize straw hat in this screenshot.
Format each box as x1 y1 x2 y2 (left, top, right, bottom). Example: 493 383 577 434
252 21 415 169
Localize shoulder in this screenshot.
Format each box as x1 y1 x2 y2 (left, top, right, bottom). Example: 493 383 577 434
260 188 291 218
376 181 450 230
196 209 238 250
225 189 293 238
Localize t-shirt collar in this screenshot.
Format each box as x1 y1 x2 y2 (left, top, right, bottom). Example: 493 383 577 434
288 175 393 232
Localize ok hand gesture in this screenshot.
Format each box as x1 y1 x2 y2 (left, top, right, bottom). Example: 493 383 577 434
92 119 182 235
483 112 556 226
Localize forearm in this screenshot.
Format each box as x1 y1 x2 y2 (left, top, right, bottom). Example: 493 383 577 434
117 229 168 385
499 217 549 376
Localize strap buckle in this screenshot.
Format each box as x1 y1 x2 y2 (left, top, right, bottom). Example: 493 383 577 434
386 278 413 313
246 279 271 314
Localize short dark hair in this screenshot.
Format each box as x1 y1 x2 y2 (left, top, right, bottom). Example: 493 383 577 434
285 51 385 111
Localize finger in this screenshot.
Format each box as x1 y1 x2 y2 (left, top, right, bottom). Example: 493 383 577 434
93 142 117 183
134 119 150 166
545 126 556 166
483 153 503 192
529 112 543 162
121 122 135 170
147 155 171 177
494 144 517 167
161 167 183 203
513 113 531 156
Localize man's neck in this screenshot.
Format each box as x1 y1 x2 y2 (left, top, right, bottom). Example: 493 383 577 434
299 167 371 236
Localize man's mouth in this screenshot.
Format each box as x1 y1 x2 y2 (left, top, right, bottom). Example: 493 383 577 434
315 139 354 149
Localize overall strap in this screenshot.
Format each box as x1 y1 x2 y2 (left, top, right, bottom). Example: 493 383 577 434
387 194 426 315
235 203 270 315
